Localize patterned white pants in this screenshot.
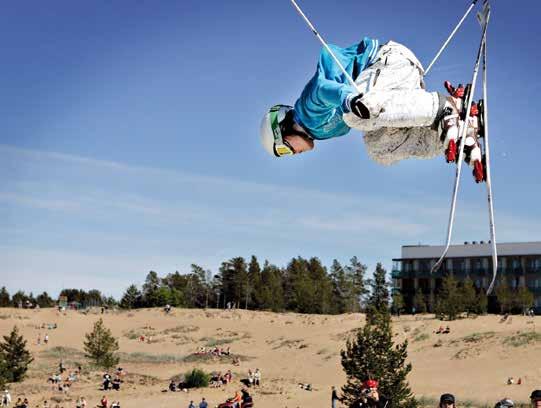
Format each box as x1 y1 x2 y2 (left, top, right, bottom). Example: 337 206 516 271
343 41 444 165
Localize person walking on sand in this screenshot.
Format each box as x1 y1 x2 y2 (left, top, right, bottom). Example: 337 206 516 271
187 401 196 408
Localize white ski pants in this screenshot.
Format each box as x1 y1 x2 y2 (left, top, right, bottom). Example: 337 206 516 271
343 41 444 165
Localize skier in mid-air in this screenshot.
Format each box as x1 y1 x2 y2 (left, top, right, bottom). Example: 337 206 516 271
260 37 482 176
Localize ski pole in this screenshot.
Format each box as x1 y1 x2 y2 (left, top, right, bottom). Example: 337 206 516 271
478 6 498 295
290 0 361 93
425 0 479 75
431 8 490 275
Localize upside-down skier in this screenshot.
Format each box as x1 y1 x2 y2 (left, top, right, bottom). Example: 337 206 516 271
260 36 484 180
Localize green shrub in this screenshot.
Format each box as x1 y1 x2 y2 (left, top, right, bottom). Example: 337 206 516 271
503 331 541 347
184 368 209 388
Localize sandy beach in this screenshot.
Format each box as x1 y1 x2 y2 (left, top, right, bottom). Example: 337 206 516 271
1 307 540 407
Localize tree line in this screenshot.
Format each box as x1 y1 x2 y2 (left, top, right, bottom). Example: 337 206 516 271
1 255 536 318
119 256 369 315
0 287 116 309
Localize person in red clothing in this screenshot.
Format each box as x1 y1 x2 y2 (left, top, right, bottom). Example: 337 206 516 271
100 395 108 408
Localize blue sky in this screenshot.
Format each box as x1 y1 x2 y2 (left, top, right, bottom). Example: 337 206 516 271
1 0 540 299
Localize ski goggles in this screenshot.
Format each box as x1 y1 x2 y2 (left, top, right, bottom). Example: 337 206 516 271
269 105 295 157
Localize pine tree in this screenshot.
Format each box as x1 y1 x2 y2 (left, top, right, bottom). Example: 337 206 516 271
36 292 55 308
0 287 10 307
475 290 488 315
284 257 315 313
260 262 284 312
247 256 263 310
412 289 427 314
461 277 477 317
515 286 534 314
365 263 390 323
347 256 369 311
495 278 513 314
120 285 143 309
307 257 333 314
11 291 28 308
0 326 34 382
391 292 405 316
83 318 119 369
435 274 462 320
341 265 416 408
0 358 8 388
142 271 161 307
330 259 349 314
219 257 248 308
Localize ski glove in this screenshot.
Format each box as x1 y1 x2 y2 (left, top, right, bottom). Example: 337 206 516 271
348 93 370 119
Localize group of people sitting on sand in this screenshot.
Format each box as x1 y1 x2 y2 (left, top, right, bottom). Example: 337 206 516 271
102 368 125 391
435 326 451 334
99 395 121 408
209 370 234 388
195 346 232 357
47 371 78 393
507 377 523 385
35 322 58 330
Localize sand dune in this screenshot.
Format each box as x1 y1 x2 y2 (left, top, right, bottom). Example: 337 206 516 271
0 308 539 407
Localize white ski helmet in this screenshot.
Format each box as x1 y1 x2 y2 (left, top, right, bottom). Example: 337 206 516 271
260 104 295 157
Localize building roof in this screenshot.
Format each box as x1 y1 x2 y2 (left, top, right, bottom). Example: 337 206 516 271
392 241 541 260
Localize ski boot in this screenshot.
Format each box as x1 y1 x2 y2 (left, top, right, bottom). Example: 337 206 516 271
440 81 466 163
463 101 485 183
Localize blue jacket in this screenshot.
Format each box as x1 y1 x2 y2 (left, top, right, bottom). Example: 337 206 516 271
294 37 379 140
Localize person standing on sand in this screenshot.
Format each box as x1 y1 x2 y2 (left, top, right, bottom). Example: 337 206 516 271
253 368 261 387
188 401 196 408
332 386 340 408
198 398 208 408
531 390 541 408
1 390 10 407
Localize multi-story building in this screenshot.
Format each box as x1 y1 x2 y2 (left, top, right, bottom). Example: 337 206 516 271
392 241 541 313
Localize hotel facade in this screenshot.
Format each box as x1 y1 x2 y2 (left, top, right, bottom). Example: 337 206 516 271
392 241 541 313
